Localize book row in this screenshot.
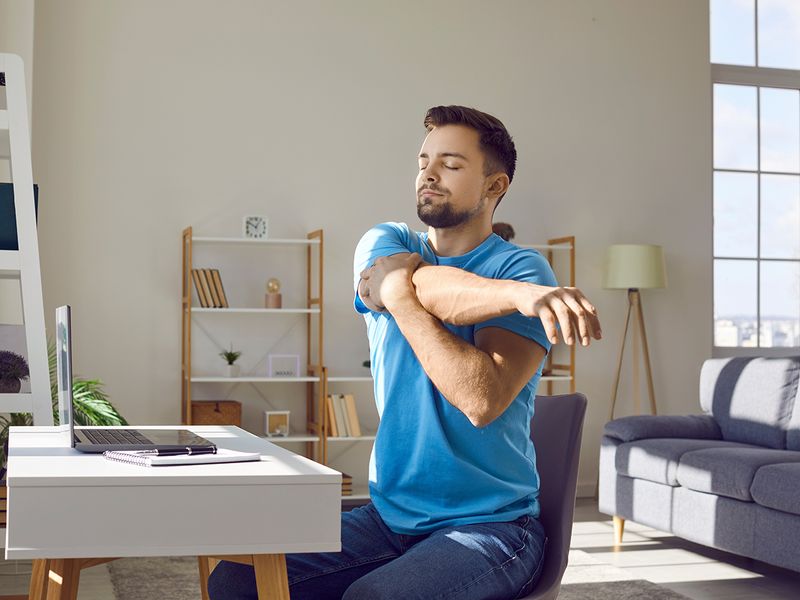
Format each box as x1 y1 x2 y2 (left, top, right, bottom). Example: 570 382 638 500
326 393 362 438
192 268 229 308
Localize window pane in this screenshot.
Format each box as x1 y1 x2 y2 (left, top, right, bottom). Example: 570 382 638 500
714 259 757 346
760 88 800 173
759 261 800 347
761 174 800 258
714 171 758 257
710 0 756 65
758 0 800 70
714 84 758 170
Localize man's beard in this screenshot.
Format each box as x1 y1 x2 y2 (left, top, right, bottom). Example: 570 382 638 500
417 196 480 228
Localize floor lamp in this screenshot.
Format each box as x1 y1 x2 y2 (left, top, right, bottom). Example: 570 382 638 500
604 244 667 420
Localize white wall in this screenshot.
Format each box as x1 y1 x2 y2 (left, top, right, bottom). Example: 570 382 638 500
31 0 711 495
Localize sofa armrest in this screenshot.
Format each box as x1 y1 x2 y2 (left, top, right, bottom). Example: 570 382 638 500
603 414 722 442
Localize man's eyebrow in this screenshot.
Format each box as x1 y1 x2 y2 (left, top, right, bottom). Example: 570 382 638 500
418 152 469 160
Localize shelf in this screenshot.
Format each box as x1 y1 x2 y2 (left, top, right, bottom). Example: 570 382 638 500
342 487 370 501
540 375 573 381
327 434 376 442
191 376 320 383
192 236 320 245
260 434 320 443
191 307 320 314
0 250 21 274
518 243 572 251
327 376 373 382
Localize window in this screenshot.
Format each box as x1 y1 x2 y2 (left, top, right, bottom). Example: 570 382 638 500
711 0 800 350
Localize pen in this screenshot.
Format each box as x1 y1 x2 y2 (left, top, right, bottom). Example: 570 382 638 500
141 446 218 456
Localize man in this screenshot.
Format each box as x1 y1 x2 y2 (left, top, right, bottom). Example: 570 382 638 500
209 106 601 599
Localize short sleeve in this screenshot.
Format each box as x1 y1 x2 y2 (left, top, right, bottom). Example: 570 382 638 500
353 222 415 314
474 249 558 352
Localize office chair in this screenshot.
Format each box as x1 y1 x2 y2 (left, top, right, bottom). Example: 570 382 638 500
520 393 588 600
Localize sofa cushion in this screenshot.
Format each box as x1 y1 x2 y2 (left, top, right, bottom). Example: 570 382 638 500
699 357 800 449
751 463 800 516
604 414 721 443
676 447 800 502
616 438 752 486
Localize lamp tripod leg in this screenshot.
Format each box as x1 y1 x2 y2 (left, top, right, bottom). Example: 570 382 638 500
609 294 634 422
636 293 657 415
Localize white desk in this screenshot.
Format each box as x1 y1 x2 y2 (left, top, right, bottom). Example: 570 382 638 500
4 425 341 599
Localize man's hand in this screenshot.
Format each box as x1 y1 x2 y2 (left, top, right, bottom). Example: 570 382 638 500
515 284 602 347
359 253 424 312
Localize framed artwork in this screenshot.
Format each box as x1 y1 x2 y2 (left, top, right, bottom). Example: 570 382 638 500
268 354 300 378
264 410 290 437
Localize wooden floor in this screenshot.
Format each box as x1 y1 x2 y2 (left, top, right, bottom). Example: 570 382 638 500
573 498 800 600
2 498 799 599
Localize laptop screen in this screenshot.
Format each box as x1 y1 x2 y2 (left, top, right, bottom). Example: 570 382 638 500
55 305 75 444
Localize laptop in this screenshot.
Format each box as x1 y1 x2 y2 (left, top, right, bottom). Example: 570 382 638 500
56 304 217 453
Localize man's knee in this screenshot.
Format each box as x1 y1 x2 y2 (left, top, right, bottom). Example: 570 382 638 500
207 560 255 600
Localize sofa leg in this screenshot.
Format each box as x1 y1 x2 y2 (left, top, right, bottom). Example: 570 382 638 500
613 516 625 545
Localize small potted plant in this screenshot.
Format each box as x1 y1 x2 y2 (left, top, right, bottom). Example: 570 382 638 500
220 344 242 378
0 350 29 393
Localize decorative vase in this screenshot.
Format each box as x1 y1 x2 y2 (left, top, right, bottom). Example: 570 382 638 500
226 364 240 378
0 378 21 393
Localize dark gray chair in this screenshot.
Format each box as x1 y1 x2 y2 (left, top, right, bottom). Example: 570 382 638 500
520 393 588 600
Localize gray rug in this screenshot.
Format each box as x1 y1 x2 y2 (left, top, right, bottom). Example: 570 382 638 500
108 553 690 600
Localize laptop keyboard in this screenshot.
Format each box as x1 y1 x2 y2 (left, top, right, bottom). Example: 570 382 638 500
81 429 153 445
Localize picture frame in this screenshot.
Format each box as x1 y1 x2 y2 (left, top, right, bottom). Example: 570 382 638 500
268 354 300 378
264 410 290 437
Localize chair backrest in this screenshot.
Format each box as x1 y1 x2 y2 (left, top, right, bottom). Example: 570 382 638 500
523 393 588 600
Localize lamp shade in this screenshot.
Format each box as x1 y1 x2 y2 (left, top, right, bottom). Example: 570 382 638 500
603 244 667 289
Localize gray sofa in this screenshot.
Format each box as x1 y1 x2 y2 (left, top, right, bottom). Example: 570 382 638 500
599 356 800 573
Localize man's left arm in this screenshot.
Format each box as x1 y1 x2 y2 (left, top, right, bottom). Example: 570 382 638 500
381 257 546 428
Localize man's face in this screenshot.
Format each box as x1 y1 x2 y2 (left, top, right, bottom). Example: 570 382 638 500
416 124 491 228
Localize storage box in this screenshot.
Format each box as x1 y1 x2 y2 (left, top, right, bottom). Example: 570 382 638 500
191 400 242 426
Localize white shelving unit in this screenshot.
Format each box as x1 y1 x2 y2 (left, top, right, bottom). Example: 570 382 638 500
181 227 325 462
0 54 52 425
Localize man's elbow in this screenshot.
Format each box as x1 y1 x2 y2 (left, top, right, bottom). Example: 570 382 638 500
464 394 513 429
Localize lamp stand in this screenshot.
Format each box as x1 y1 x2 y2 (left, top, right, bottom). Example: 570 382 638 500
609 288 657 420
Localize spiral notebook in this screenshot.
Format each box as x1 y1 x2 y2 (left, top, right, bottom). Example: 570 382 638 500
103 448 261 467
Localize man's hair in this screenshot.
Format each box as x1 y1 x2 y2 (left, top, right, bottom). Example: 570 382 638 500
423 106 517 187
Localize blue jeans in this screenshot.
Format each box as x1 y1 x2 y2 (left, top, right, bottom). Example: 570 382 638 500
208 503 546 600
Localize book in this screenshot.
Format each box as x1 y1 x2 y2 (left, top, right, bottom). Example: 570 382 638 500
211 269 229 308
333 393 350 437
103 448 261 467
326 394 339 437
343 394 362 437
191 269 210 307
198 269 216 307
204 268 221 307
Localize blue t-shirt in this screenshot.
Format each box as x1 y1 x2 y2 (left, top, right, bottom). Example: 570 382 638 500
353 222 558 535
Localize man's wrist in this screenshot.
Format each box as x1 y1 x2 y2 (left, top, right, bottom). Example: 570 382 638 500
383 286 423 315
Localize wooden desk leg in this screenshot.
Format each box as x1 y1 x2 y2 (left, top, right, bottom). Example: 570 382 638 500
198 556 219 600
44 559 81 600
252 554 290 600
28 559 50 600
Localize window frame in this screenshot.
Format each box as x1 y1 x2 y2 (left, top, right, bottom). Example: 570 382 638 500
711 62 800 356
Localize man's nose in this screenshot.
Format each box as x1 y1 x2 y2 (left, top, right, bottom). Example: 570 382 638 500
421 165 438 182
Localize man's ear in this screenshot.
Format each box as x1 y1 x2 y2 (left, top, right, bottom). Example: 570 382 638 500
485 173 510 202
